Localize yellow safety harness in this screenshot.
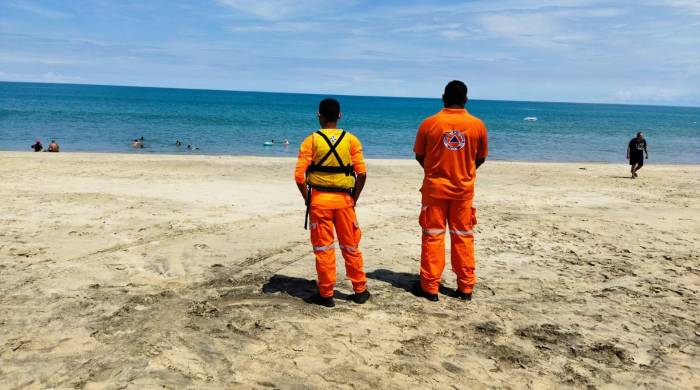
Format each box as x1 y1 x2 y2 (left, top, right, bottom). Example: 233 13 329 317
304 130 356 229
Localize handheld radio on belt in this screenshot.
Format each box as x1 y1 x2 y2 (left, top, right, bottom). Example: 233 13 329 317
304 185 312 230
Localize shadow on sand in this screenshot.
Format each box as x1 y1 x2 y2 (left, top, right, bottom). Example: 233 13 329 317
366 269 417 293
366 268 458 296
261 274 350 303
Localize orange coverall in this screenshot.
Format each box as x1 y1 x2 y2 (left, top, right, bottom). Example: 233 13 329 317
413 108 488 295
294 131 367 298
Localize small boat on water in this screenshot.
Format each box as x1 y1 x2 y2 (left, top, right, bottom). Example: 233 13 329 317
523 116 538 122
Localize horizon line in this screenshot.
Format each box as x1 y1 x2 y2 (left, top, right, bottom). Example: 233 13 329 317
1 80 699 110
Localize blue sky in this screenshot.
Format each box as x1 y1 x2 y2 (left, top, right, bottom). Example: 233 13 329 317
1 0 699 106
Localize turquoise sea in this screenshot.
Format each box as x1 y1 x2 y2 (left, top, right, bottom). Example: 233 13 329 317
0 82 698 163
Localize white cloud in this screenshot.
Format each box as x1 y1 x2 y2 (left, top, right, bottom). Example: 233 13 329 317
478 12 569 48
6 0 70 19
376 0 602 19
0 53 82 65
476 6 621 49
227 21 324 33
441 30 466 40
214 0 346 21
614 86 686 103
42 72 82 82
656 0 700 15
392 23 462 34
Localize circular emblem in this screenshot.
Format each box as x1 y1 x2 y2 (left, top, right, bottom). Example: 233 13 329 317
443 130 465 151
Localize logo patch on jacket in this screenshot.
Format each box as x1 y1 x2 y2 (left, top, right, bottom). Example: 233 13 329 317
443 130 465 151
329 135 338 143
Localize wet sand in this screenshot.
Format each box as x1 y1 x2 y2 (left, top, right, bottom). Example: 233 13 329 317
0 152 698 389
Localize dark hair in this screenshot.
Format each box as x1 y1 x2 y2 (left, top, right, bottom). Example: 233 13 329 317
443 80 468 106
637 131 643 137
319 98 340 122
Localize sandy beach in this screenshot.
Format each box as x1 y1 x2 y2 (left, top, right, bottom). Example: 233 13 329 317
0 151 698 389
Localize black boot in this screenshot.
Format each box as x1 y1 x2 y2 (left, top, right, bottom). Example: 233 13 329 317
351 289 371 304
310 293 335 308
455 290 472 301
412 282 439 302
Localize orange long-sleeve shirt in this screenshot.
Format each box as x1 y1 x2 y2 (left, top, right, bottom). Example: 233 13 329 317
294 129 367 209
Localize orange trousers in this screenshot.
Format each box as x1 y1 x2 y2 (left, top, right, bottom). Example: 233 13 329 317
309 206 367 298
419 195 477 295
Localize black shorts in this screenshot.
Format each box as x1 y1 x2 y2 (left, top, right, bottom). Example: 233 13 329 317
630 155 644 166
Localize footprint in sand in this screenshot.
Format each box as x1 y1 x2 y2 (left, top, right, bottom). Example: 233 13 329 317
164 256 186 276
152 255 186 276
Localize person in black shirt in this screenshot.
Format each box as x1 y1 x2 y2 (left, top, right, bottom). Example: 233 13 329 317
627 132 648 178
31 139 43 152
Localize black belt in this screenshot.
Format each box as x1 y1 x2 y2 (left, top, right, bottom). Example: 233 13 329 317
303 186 355 230
307 163 354 176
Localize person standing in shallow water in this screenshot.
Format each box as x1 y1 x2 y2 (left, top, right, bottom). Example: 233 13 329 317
627 132 648 178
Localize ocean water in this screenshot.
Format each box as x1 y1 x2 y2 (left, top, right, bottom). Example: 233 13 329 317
1 82 698 163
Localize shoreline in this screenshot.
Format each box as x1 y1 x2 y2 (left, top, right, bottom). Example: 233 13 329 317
2 150 698 166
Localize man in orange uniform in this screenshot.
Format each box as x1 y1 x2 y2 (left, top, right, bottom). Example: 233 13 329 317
413 80 488 302
294 98 370 308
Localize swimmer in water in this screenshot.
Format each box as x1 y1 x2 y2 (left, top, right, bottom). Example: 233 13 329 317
132 139 143 148
47 140 59 152
175 139 182 147
283 139 290 145
31 139 43 152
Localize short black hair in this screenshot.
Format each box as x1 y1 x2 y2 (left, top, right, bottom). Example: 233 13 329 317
443 80 468 106
637 131 643 137
319 98 340 122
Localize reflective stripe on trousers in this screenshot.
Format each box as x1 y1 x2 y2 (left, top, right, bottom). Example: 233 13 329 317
313 244 337 252
339 244 357 252
313 243 358 253
309 206 367 298
419 196 477 295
